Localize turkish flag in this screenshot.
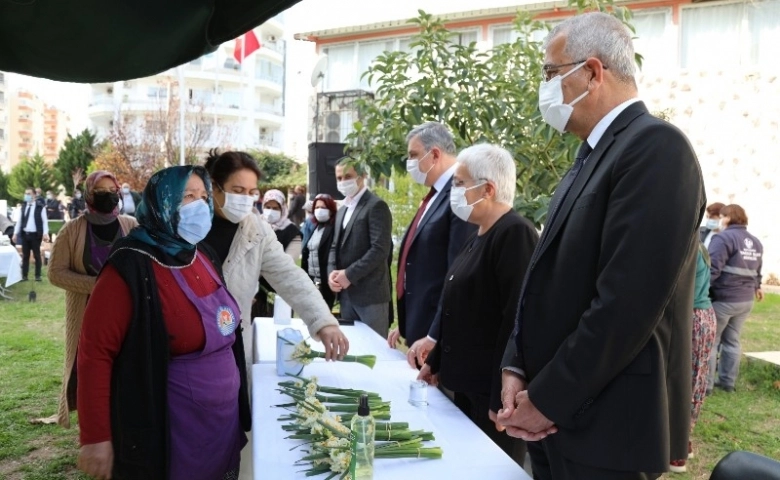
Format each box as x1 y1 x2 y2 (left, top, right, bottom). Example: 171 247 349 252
233 30 261 64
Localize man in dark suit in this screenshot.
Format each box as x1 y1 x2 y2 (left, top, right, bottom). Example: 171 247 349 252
496 13 705 479
13 187 50 281
328 160 393 337
45 190 64 220
386 122 476 368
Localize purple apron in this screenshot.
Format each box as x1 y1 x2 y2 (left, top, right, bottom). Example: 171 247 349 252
87 223 124 275
167 254 246 480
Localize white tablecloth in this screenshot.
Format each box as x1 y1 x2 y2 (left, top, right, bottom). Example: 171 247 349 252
252 317 406 364
0 245 22 288
251 361 531 479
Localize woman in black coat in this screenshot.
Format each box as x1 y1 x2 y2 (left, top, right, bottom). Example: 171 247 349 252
301 193 338 310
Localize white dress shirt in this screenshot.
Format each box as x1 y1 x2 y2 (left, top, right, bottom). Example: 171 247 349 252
418 163 457 225
342 185 368 227
584 97 641 153
14 202 49 236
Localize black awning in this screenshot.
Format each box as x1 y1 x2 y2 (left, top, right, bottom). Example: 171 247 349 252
0 0 301 83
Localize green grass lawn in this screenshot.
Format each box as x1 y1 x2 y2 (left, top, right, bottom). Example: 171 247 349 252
0 269 778 479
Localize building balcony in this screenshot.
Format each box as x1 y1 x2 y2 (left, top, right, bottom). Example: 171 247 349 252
257 45 283 63
251 137 282 153
262 14 284 37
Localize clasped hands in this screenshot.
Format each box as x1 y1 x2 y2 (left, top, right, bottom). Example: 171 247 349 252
490 370 558 441
328 270 350 293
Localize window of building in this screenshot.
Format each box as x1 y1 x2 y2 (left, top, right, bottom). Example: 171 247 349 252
490 21 554 48
681 0 780 68
323 43 358 91
449 29 479 46
147 86 168 99
0 128 4 140
358 40 394 89
632 8 674 71
223 90 242 108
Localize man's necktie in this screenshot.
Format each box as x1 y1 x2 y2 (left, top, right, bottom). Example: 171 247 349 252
396 187 436 300
515 141 593 352
543 141 593 234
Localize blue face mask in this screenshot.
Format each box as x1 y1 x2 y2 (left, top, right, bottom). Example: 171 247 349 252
706 219 719 230
177 200 212 245
24 194 33 202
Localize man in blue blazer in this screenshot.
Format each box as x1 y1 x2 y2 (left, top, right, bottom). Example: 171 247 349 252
387 122 476 368
496 13 705 479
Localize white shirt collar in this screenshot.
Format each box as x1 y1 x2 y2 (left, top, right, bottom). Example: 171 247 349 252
432 163 457 193
344 185 368 208
585 97 641 150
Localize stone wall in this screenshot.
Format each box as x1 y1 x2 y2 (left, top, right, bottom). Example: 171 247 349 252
639 69 780 284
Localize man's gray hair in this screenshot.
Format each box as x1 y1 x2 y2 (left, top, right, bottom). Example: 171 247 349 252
545 12 636 84
457 144 516 205
405 122 457 155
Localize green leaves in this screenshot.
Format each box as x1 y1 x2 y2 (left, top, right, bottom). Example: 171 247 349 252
53 129 98 195
345 10 579 227
345 3 636 226
8 154 58 202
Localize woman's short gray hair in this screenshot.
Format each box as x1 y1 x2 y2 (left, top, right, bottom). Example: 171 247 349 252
545 12 636 84
457 144 516 205
406 122 457 155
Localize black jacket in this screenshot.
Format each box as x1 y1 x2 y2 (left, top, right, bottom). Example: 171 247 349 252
427 211 537 409
501 102 705 471
107 238 250 479
301 223 335 308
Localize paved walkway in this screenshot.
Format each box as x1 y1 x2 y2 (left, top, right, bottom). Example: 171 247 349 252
745 351 780 367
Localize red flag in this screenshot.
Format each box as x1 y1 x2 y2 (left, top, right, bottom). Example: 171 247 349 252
233 30 261 64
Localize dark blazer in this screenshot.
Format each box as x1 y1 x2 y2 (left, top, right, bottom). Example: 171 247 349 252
501 102 705 472
301 223 335 308
427 211 537 408
397 175 476 345
328 189 392 306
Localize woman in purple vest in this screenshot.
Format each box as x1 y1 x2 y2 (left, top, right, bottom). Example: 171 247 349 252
77 166 249 480
47 170 137 429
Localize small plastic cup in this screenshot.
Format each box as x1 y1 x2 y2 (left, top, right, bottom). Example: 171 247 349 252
408 380 429 407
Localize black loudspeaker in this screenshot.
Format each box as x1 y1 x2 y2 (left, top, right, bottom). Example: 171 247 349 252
308 142 346 200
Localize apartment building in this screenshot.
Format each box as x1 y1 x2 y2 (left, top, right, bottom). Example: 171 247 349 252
89 15 286 156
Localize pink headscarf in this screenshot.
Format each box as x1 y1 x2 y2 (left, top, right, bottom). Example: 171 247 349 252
262 189 292 231
84 170 121 225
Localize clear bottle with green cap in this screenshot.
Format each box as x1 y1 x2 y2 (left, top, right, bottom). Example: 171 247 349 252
349 393 375 479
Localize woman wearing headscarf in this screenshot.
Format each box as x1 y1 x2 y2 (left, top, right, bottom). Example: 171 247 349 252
252 189 304 317
76 166 248 480
261 189 302 258
47 170 137 428
300 193 338 310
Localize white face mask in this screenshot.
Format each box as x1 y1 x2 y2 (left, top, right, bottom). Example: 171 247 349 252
263 209 281 224
449 182 486 222
337 178 360 198
314 208 331 222
538 61 589 134
220 191 256 224
719 218 729 230
406 151 433 185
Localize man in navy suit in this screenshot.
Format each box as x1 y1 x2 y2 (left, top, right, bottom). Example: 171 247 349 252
387 122 476 368
496 13 705 479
